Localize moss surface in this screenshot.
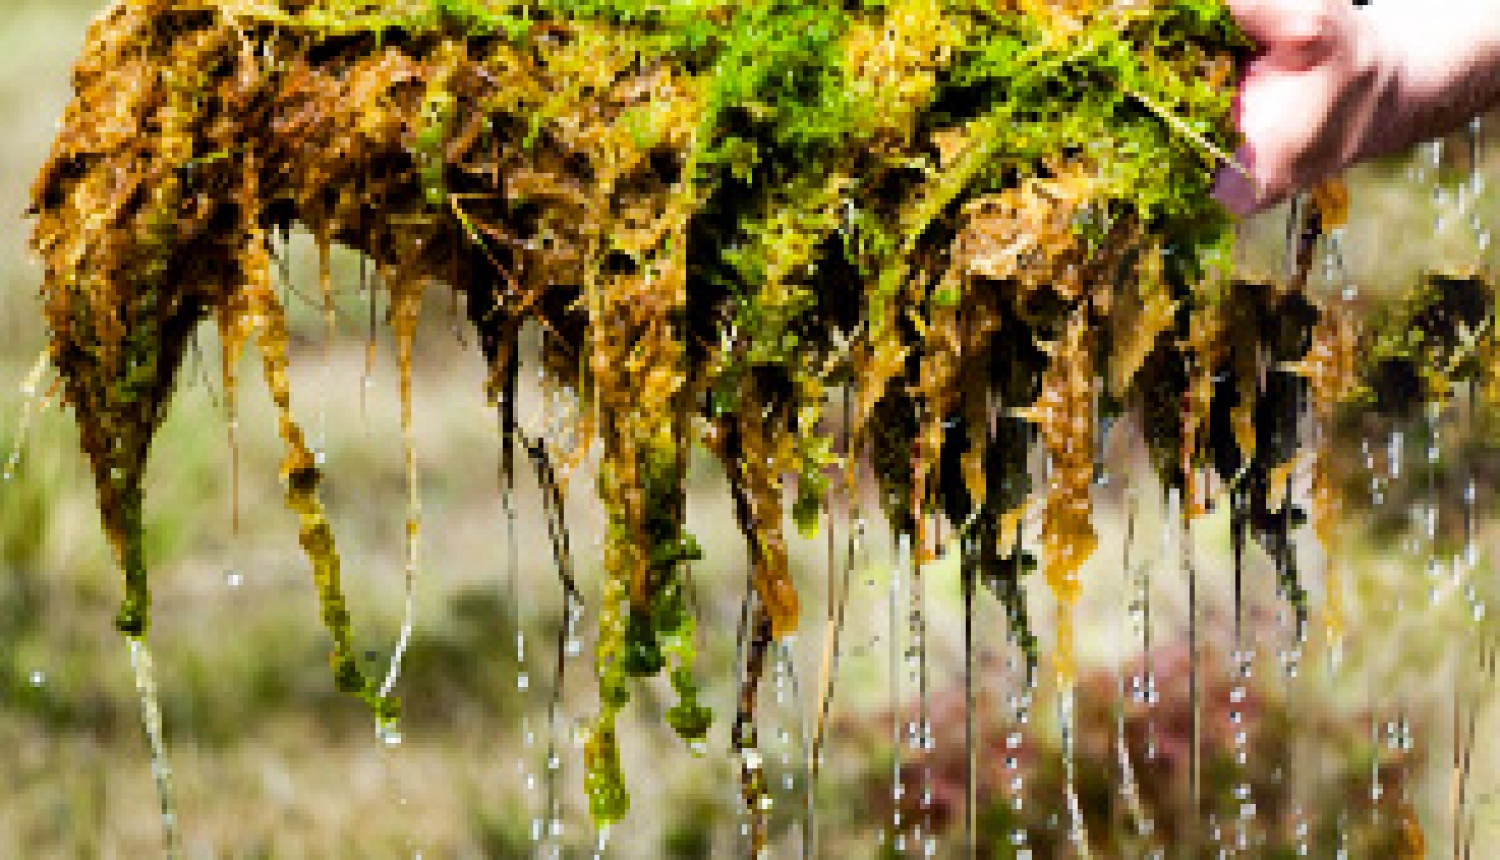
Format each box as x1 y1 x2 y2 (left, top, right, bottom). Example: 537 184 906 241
28 0 1493 843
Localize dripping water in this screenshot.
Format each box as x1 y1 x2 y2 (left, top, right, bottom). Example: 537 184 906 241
1135 481 1158 786
773 648 791 839
128 637 179 859
223 314 242 535
1004 653 1035 857
361 256 377 425
734 597 774 858
733 566 754 851
492 335 532 818
912 516 933 858
1177 483 1202 847
382 282 423 705
2 351 53 483
376 437 418 706
525 433 582 854
1453 677 1479 860
810 383 857 857
1282 363 1309 854
1462 112 1489 633
315 238 334 466
1470 116 1490 251
1364 433 1385 836
1060 683 1089 856
776 640 814 857
962 531 977 860
1464 386 1482 620
887 533 909 852
1230 485 1256 854
1118 485 1155 843
1453 386 1483 859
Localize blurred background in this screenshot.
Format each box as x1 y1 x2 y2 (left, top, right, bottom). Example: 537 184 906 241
3 2 1500 857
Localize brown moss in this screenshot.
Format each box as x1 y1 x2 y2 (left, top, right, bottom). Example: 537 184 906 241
27 0 1490 839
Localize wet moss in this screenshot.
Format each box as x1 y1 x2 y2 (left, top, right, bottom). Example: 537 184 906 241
28 0 1493 839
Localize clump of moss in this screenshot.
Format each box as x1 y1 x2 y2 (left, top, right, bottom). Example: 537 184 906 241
28 0 1495 845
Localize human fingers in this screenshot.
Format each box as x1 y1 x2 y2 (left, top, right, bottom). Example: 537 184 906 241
1226 0 1346 71
1237 56 1337 207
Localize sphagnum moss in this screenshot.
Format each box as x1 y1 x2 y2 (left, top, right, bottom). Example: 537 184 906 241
27 0 1492 850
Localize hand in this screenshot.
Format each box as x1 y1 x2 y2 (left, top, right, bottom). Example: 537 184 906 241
1213 0 1389 217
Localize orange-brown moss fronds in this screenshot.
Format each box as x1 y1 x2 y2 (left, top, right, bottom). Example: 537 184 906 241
31 0 1317 838
30 0 229 638
1182 295 1224 518
241 230 396 721
1022 309 1097 685
1296 306 1361 651
711 409 800 645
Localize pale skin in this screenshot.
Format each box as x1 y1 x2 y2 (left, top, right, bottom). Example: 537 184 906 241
1213 0 1500 216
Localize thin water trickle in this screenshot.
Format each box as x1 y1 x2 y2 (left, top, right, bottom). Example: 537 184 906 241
812 386 858 857
774 640 814 860
1179 482 1202 843
1060 685 1089 855
375 279 426 711
888 533 910 848
128 637 179 858
1118 486 1155 842
962 536 979 860
4 351 53 483
1230 481 1257 853
911 520 934 857
315 237 334 470
1004 658 1035 853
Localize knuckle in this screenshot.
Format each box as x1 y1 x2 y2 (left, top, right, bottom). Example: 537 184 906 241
1279 8 1339 52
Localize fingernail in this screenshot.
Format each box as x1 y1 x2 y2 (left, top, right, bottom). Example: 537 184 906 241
1214 146 1262 216
1213 162 1256 217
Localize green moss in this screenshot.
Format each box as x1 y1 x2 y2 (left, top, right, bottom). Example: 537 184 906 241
52 0 1476 845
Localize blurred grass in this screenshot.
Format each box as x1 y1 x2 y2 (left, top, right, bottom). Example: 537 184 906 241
3 1 1500 857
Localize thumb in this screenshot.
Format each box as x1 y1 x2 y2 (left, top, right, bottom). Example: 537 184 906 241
1223 0 1282 49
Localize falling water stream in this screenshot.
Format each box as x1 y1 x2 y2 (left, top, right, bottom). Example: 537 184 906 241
3 351 54 483
376 272 424 722
127 637 178 859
